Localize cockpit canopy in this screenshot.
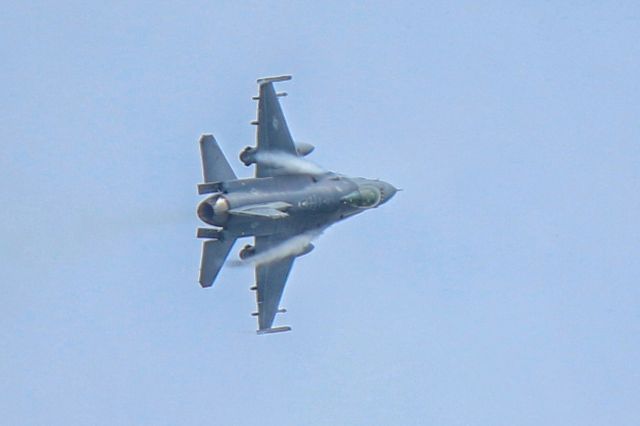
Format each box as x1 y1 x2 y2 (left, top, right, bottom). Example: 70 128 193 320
341 186 381 208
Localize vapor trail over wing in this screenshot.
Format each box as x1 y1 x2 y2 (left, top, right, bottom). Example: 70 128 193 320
254 151 325 176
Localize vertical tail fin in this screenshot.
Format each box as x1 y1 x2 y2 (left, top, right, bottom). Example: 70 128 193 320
199 134 237 183
199 237 237 288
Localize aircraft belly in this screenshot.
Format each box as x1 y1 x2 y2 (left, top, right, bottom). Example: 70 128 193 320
226 210 334 237
219 175 357 237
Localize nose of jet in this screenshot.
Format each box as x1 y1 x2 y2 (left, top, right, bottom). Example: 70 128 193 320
378 181 398 204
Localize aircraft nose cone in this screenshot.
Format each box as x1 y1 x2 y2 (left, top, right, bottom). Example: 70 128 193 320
379 181 398 204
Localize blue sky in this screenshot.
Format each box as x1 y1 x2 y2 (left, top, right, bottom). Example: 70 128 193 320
1 2 639 425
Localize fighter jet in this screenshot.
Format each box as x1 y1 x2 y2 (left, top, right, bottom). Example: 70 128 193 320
196 75 398 334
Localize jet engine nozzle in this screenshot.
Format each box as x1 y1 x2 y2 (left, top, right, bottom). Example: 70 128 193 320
197 195 230 226
240 146 257 166
239 244 256 260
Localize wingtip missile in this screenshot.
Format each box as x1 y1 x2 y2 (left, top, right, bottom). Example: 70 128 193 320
257 75 292 85
256 326 292 335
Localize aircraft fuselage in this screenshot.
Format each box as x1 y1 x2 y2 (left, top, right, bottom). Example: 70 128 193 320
197 173 396 239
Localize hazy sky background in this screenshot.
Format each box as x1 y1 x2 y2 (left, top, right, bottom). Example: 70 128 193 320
2 2 639 425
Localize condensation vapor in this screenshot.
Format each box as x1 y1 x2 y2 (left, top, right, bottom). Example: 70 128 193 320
230 230 322 267
254 152 326 175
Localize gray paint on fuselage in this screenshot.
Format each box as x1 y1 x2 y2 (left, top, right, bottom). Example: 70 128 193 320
197 173 390 238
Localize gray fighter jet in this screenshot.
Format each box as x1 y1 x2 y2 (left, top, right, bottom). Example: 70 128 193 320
196 75 398 334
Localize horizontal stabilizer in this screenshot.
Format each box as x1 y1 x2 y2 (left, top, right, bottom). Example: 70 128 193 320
256 326 292 335
199 134 237 183
199 237 236 288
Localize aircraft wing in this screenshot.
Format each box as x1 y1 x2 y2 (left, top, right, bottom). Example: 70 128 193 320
253 234 296 334
255 76 298 178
